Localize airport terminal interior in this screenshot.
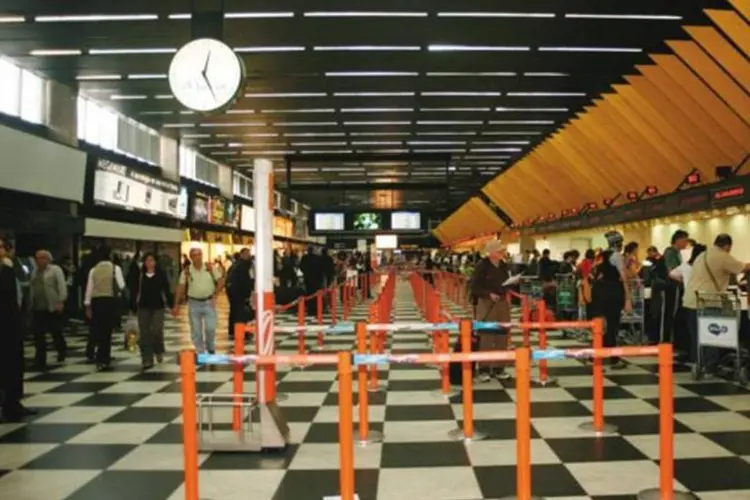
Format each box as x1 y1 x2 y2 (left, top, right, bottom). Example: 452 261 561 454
0 1 749 499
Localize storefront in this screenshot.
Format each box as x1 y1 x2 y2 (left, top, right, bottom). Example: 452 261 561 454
182 190 240 263
81 154 186 283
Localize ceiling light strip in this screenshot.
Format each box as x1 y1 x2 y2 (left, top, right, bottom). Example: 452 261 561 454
429 44 530 52
234 46 305 53
427 72 516 77
506 92 586 97
246 92 327 98
128 73 167 79
89 48 177 55
326 71 418 77
314 46 420 51
421 91 501 96
76 74 122 81
334 92 415 97
29 49 82 56
35 14 159 22
437 12 555 18
341 108 413 113
538 46 642 53
564 13 682 20
303 11 428 18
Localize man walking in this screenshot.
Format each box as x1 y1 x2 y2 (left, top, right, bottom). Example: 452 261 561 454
29 250 68 370
174 248 224 353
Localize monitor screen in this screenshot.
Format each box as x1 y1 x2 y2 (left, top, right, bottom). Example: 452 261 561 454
314 212 345 231
353 212 382 230
391 211 421 230
375 234 398 249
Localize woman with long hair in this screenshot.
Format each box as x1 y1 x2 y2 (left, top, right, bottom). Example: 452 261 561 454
132 253 173 370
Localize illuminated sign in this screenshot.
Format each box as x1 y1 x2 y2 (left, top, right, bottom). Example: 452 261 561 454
712 186 744 201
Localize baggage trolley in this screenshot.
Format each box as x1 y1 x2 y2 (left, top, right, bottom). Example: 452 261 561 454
619 279 646 345
693 291 748 384
555 273 579 339
519 276 543 303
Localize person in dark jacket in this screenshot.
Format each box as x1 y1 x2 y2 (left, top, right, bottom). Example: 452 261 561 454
226 248 254 343
299 247 323 316
132 253 173 370
470 240 512 382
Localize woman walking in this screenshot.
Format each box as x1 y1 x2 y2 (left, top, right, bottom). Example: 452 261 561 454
132 253 173 370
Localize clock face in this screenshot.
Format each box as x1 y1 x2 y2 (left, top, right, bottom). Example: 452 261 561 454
168 38 244 112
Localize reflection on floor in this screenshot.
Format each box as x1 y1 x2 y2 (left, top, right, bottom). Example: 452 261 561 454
1 283 749 500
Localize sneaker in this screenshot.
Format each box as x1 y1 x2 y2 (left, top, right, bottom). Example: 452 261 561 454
156 354 164 364
494 370 512 381
478 372 492 383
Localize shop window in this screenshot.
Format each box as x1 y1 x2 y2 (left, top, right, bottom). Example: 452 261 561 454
20 70 44 124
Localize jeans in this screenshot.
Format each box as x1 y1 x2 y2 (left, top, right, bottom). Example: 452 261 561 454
189 299 216 353
137 308 165 365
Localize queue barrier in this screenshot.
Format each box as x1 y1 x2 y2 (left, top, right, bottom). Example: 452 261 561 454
179 334 686 500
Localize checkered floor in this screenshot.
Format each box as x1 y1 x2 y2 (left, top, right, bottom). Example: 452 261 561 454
1 281 750 500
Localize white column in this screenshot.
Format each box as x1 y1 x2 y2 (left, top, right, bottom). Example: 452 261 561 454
253 158 276 403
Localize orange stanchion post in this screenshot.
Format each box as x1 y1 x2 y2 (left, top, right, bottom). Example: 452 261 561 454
368 303 385 392
297 299 306 356
343 282 350 321
448 319 485 441
440 318 452 395
579 317 617 435
515 347 534 500
330 287 338 325
232 324 245 432
337 351 356 500
356 321 383 445
180 350 199 500
521 297 531 348
533 300 556 387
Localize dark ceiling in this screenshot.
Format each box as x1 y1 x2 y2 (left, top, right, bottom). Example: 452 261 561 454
0 0 730 213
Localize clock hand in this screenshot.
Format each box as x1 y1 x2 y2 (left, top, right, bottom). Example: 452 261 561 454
202 50 211 78
203 73 217 101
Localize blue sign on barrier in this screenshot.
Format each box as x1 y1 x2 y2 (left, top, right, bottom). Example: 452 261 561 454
531 349 568 361
353 354 390 366
473 321 502 331
197 353 233 365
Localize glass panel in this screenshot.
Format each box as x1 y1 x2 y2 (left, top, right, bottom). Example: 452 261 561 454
0 58 21 117
20 70 44 124
76 96 86 139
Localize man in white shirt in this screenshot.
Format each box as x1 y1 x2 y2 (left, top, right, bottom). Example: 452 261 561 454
84 246 126 371
173 248 224 353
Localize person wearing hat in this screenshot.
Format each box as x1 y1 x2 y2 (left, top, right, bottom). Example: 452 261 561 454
589 231 632 369
469 240 512 381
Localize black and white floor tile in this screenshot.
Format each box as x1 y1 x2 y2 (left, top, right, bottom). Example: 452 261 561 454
1 283 749 499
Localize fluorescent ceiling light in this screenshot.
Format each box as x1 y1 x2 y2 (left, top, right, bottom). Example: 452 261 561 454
212 151 237 156
246 92 326 98
35 14 158 22
228 142 286 147
507 92 586 97
351 141 403 146
201 122 266 127
539 46 642 53
427 72 516 77
291 142 348 146
490 120 555 124
417 120 483 125
274 121 338 126
140 111 173 115
496 107 569 112
163 123 194 128
483 131 542 135
421 91 500 97
89 48 176 55
243 150 294 155
154 94 174 99
420 107 490 112
361 149 408 153
341 108 413 113
244 133 279 137
183 134 211 139
564 13 682 21
334 91 415 97
128 73 167 79
226 12 295 18
30 49 82 56
412 149 464 153
326 71 418 77
524 72 569 77
464 161 507 165
473 140 530 145
437 12 555 18
463 155 511 160
261 108 335 113
234 46 305 53
349 132 410 136
408 141 466 145
418 131 476 136
180 111 195 115
168 13 191 19
304 11 428 18
111 94 148 100
299 150 352 154
470 148 522 152
76 74 122 81
429 44 530 52
226 109 255 114
314 45 420 51
0 16 24 23
343 121 411 126
284 132 345 137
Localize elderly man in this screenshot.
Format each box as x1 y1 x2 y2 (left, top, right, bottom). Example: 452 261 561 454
469 240 512 382
29 249 68 370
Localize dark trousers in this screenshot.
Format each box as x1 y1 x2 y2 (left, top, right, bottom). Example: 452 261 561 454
663 286 680 344
31 310 66 366
228 300 252 343
137 308 165 366
0 313 23 417
592 283 624 364
91 297 117 365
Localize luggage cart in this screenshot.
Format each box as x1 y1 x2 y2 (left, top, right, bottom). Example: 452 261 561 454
519 276 543 303
196 393 262 452
619 279 646 345
693 291 748 384
555 274 579 339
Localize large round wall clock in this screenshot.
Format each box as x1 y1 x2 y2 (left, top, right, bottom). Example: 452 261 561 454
168 38 245 113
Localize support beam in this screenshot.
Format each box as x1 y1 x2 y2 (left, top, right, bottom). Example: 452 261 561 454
476 190 514 227
287 182 449 191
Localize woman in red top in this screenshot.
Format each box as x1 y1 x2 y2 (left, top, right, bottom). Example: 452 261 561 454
577 249 596 279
